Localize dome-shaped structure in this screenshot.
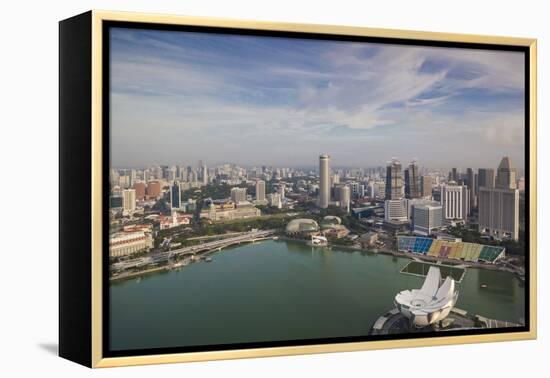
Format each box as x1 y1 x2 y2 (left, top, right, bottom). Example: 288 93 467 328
285 218 320 235
321 215 342 229
394 266 458 328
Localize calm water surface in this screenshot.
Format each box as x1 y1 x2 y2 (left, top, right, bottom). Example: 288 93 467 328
110 240 525 351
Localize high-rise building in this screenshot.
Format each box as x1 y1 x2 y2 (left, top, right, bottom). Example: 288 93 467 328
411 201 443 236
441 182 469 223
478 157 520 241
255 180 266 202
230 187 247 203
477 168 495 190
404 160 420 199
133 182 146 200
201 165 208 185
319 154 330 208
146 180 161 200
385 158 403 200
268 193 282 209
449 167 458 182
465 168 476 212
420 176 432 198
336 185 351 212
170 181 181 209
122 189 136 213
384 199 408 222
495 156 517 189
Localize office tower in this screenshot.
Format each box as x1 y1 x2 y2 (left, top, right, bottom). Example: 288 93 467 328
384 199 408 221
319 154 330 208
129 169 136 187
466 168 476 212
336 185 351 212
256 180 266 202
201 165 208 185
385 158 403 200
441 182 470 222
478 157 520 240
268 193 282 209
449 167 458 182
404 160 420 199
146 180 161 200
495 156 517 189
122 189 136 213
411 201 443 236
477 168 495 190
332 173 340 186
278 183 285 199
170 181 181 209
133 182 146 200
420 176 432 198
230 187 247 203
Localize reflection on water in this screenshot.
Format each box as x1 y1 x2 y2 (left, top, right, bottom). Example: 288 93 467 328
110 240 525 351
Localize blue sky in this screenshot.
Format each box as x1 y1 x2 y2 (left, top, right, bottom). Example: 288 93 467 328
110 27 525 171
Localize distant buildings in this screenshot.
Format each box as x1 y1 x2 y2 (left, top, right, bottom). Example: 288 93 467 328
385 158 403 200
441 182 469 224
268 193 282 209
133 182 146 200
122 189 136 214
336 185 351 212
230 187 247 203
255 180 266 202
478 157 520 241
147 180 161 200
420 176 432 198
170 181 181 209
404 160 420 199
318 154 330 208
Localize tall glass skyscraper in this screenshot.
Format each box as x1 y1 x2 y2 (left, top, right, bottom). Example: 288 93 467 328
385 158 403 200
319 154 330 208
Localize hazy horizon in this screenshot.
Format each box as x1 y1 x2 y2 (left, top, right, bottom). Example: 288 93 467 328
110 28 526 172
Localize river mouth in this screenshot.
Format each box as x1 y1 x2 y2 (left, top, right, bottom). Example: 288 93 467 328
109 239 525 351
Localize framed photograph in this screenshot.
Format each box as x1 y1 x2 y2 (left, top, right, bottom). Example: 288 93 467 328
59 10 537 368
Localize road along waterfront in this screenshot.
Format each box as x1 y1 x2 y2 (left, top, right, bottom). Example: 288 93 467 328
109 239 525 351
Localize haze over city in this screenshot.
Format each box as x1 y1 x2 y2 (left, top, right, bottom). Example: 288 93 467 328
110 28 525 170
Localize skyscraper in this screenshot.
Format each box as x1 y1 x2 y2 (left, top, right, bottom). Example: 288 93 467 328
477 168 495 190
336 185 351 213
420 176 432 198
385 158 403 200
230 187 247 203
478 157 520 240
411 201 443 236
133 182 146 200
170 181 181 209
122 189 136 213
495 156 517 189
441 182 469 223
404 160 420 199
465 168 476 212
255 180 266 202
319 154 330 208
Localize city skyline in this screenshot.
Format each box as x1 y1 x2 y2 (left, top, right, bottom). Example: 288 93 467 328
110 28 526 170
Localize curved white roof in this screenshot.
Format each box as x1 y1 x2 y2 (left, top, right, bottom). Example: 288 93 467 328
394 266 458 327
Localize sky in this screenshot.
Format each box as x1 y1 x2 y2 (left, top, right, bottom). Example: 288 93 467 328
110 27 526 172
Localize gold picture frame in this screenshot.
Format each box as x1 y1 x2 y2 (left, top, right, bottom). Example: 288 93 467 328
59 10 537 368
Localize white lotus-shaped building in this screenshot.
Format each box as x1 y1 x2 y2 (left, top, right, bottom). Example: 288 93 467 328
394 266 459 327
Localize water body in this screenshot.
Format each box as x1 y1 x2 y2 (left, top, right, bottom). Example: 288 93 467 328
110 240 525 351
